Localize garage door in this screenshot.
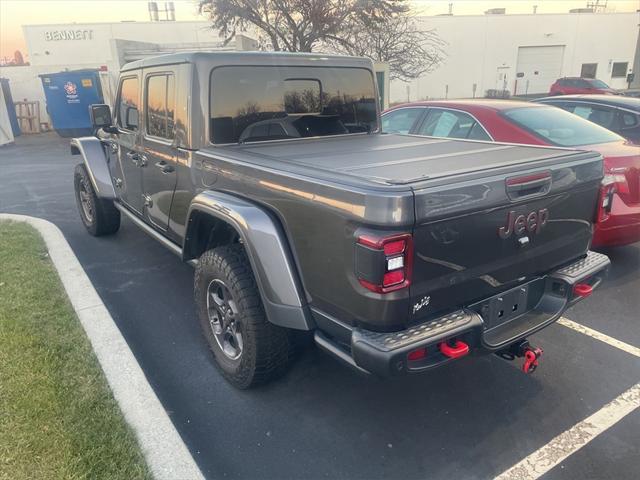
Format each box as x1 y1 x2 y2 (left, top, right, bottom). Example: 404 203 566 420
515 45 565 95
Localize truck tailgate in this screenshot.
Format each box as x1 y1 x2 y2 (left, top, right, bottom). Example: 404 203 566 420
408 147 603 323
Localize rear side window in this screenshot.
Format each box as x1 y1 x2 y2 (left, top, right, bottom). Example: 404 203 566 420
146 74 175 139
382 108 423 134
621 112 638 128
468 122 491 141
570 105 616 129
117 77 139 131
504 106 622 147
418 109 489 140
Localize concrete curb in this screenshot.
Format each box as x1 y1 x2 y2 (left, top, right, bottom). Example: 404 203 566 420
0 214 205 480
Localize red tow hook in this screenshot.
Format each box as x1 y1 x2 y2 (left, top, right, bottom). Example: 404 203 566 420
439 340 470 359
574 283 593 298
522 346 543 374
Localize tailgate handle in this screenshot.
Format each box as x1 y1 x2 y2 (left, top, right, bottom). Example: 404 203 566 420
506 172 552 200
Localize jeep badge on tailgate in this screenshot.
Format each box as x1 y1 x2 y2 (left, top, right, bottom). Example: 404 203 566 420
498 208 549 239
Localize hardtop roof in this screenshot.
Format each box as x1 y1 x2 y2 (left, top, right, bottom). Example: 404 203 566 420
120 51 374 72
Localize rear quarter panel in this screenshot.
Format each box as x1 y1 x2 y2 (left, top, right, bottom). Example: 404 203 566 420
191 148 416 330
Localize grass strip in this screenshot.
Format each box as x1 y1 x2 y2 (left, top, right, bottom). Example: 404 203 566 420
0 221 151 480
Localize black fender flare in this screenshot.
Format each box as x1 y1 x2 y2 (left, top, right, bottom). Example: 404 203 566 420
70 137 116 200
185 191 314 331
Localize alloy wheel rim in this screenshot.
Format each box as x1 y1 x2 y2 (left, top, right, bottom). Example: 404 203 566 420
206 279 243 360
78 180 94 223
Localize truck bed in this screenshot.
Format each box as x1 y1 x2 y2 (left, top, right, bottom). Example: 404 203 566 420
205 133 603 331
218 133 599 187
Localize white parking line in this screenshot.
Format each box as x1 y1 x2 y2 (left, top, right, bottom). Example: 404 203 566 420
495 317 640 479
494 383 640 480
557 317 640 358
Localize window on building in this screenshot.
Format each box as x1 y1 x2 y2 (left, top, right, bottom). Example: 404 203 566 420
418 109 489 140
580 63 598 79
611 62 628 78
117 77 139 131
381 108 423 134
146 74 175 139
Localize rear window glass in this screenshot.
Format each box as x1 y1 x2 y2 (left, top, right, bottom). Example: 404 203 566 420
210 66 378 144
588 79 610 89
503 106 622 147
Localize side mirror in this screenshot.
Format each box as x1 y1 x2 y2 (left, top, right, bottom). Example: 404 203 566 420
89 104 118 134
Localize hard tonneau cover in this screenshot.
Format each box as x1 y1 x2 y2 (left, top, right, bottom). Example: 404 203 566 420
218 133 599 187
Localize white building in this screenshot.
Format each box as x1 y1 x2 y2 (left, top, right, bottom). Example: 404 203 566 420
0 19 257 126
394 11 639 102
0 10 638 129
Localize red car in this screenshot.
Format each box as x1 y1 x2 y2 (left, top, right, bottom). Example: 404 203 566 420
549 77 619 96
382 100 640 247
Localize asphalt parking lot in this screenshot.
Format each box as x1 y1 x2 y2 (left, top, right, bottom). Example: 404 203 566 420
1 133 638 480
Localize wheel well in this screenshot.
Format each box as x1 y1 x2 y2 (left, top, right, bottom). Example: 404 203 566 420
184 210 241 260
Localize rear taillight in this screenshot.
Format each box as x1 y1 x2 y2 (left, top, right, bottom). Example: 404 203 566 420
603 169 630 196
356 233 413 293
597 178 616 222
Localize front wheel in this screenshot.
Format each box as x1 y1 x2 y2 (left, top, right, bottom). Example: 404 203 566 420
194 244 293 388
74 164 120 236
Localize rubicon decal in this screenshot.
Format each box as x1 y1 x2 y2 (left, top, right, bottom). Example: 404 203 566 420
413 295 431 315
498 208 549 239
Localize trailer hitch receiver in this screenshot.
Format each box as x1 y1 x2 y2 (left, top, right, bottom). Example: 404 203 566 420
496 339 543 374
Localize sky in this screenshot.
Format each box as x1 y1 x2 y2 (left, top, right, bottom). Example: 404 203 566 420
1 0 638 60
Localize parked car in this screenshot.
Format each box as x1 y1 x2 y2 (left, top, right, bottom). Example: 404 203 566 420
535 94 640 144
382 100 640 247
71 53 609 388
549 77 619 96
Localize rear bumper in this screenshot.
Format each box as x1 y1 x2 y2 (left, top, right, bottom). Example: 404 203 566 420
315 251 610 377
593 194 640 247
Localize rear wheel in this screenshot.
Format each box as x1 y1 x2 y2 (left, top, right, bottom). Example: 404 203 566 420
194 244 292 388
74 163 120 236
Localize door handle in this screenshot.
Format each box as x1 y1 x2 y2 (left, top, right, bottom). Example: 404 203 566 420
127 151 147 167
154 161 175 174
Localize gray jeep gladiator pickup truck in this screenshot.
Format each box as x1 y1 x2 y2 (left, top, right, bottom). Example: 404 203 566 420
72 52 610 388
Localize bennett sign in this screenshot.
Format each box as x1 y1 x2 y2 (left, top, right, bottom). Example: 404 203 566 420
45 30 93 41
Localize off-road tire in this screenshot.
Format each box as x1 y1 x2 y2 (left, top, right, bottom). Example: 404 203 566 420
74 163 120 236
194 244 293 388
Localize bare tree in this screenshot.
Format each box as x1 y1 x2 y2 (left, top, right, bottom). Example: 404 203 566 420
198 0 410 52
199 0 445 81
325 15 446 82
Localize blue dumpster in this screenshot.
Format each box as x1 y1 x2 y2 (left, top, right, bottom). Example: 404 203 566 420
39 69 104 137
